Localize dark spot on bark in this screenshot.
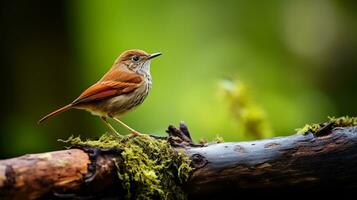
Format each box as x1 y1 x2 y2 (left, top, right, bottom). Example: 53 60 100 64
39 177 54 186
0 165 16 197
264 143 281 149
315 122 334 137
88 164 95 172
190 154 207 169
234 145 247 154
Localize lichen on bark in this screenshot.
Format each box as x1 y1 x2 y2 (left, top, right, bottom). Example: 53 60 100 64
60 133 192 200
297 116 357 134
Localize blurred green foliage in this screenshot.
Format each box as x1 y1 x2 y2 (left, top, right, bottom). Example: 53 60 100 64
1 0 357 158
219 79 272 139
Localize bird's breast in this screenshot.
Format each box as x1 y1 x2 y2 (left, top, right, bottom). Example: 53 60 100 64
104 81 151 117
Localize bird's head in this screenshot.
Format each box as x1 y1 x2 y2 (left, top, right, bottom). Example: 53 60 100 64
114 49 161 74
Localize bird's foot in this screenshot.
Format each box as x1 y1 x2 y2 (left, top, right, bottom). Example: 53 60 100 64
110 130 123 138
127 130 143 138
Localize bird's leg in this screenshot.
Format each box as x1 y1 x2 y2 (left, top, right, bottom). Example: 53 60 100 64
112 117 142 136
100 116 121 136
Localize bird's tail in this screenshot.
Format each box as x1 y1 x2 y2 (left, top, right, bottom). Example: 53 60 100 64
38 104 73 124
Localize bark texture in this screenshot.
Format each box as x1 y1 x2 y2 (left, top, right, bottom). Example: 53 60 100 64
186 126 357 196
1 125 357 199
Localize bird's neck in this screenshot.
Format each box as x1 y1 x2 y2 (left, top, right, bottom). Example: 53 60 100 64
138 62 152 87
140 70 152 87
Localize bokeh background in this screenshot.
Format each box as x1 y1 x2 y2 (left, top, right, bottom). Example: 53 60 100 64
1 0 357 158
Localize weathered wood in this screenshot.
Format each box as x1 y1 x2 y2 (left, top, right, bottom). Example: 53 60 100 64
0 149 90 199
186 126 357 197
0 148 122 199
1 126 357 199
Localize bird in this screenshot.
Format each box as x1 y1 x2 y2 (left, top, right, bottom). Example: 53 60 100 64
38 49 161 136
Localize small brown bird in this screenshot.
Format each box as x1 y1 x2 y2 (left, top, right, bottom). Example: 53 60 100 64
38 49 161 136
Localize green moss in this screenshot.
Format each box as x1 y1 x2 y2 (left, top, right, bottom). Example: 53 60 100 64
328 116 357 127
296 116 357 134
214 135 224 143
296 123 322 134
59 134 192 200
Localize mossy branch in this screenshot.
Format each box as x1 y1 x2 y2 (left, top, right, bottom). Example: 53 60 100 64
1 118 357 199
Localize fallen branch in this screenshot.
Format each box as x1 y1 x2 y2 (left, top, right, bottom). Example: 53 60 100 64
1 121 357 199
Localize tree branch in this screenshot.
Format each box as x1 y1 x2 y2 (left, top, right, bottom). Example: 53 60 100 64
1 124 357 199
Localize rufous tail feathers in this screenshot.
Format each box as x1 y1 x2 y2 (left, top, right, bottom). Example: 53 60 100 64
38 104 73 124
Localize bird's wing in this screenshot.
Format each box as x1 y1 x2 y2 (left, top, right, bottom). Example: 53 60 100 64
72 71 143 105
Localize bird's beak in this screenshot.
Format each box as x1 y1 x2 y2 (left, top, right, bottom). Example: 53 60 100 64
148 52 162 60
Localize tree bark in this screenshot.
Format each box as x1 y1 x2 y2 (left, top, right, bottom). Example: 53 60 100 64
1 125 357 199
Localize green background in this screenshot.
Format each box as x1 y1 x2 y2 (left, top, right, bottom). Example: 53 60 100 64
1 0 357 158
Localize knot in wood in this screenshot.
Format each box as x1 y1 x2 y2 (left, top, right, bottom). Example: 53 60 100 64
190 154 207 169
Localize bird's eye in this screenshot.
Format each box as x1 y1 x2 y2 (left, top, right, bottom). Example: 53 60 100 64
132 55 140 62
